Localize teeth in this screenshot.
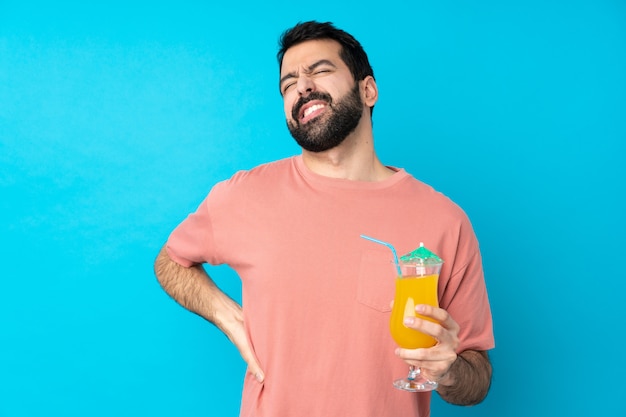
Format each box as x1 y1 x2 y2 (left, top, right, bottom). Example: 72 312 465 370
303 104 325 118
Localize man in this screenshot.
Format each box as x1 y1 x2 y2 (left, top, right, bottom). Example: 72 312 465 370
155 21 494 417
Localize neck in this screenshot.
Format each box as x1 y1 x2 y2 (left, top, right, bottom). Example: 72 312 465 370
300 121 394 181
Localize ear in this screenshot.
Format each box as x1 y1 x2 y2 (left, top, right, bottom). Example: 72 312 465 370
361 76 378 107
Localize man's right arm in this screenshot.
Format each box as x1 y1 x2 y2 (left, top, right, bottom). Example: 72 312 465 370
154 245 264 382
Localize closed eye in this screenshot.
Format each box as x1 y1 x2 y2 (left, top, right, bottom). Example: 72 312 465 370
282 82 296 94
279 60 337 95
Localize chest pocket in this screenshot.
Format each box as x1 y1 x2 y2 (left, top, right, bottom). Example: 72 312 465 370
356 249 395 312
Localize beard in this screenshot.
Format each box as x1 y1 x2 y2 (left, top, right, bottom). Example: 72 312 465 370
287 84 363 153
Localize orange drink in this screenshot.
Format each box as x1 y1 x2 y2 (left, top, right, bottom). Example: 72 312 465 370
359 235 443 392
390 274 439 349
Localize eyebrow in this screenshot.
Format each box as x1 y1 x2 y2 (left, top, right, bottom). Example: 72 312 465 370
279 59 338 89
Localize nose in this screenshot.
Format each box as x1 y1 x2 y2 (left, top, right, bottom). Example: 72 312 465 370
296 75 315 96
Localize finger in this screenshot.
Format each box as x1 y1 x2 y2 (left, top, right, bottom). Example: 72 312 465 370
244 356 265 383
395 347 457 381
415 304 460 332
413 304 444 321
234 338 264 382
403 316 445 340
402 315 459 351
395 347 432 374
229 327 265 383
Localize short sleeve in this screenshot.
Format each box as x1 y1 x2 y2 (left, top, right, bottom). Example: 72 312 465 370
165 196 216 267
439 218 495 353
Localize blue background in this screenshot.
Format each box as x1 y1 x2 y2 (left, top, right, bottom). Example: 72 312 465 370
1 1 625 416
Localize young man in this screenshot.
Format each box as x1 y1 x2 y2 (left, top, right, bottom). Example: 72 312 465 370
155 21 494 417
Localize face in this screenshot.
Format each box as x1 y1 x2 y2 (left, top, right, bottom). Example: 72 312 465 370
279 40 365 152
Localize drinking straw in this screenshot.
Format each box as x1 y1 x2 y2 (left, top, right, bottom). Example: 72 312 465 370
360 234 402 275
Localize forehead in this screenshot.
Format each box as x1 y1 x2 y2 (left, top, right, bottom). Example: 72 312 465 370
280 39 345 75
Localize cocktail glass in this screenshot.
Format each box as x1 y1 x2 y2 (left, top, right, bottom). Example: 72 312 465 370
390 243 443 392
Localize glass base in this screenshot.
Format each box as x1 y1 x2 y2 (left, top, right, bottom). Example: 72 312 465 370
393 367 438 392
393 377 438 392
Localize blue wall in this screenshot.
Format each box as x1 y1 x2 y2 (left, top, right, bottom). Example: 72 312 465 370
1 1 624 416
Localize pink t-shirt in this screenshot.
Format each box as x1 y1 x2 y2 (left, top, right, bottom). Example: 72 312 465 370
167 156 494 417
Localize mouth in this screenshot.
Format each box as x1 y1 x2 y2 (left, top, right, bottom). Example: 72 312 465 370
293 93 332 125
299 102 327 123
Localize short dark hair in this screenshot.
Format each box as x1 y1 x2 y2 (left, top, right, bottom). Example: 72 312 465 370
277 21 375 83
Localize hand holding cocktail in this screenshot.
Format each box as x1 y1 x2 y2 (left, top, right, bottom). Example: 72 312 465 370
361 236 458 392
389 243 443 391
394 302 460 389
